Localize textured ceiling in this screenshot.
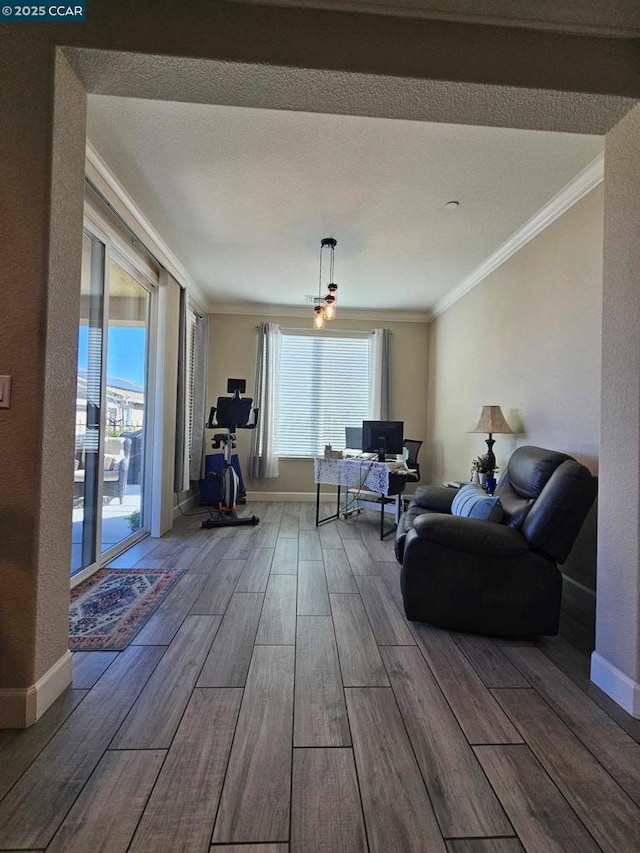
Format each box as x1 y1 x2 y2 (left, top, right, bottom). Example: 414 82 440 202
87 95 603 313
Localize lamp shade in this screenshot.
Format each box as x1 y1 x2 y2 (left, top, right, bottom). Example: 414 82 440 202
469 405 514 435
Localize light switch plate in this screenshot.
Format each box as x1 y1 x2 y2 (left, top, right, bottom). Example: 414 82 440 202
0 376 12 408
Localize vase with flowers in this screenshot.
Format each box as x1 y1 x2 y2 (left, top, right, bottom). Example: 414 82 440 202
472 454 500 492
472 454 490 487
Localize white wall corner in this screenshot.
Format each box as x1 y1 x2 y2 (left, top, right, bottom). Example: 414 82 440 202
429 152 604 321
0 650 73 729
590 651 640 719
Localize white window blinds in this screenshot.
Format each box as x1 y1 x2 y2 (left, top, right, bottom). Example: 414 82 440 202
278 332 370 457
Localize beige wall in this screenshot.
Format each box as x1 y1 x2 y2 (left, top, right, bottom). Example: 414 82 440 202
427 186 602 480
207 313 429 496
426 185 603 591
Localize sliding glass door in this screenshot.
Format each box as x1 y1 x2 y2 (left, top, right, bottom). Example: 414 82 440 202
71 225 155 580
100 258 151 556
71 232 105 574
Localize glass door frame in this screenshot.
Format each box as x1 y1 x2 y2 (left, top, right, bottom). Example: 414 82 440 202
72 207 159 588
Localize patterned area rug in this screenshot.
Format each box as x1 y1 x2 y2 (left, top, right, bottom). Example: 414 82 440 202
69 568 184 651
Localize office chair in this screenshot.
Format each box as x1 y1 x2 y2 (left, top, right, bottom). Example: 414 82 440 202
403 439 423 483
401 439 423 511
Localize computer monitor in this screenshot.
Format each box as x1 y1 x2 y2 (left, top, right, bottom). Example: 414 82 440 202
227 378 246 394
345 427 363 451
362 420 404 462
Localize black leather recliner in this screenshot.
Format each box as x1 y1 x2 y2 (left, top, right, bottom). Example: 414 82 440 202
395 446 597 636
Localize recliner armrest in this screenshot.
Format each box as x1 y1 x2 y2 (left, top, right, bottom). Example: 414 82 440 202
412 514 528 557
410 485 457 513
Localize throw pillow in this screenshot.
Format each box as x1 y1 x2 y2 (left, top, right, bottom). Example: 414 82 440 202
103 453 119 471
451 484 503 523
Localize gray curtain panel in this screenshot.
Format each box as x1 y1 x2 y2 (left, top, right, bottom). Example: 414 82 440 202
370 328 391 419
249 322 281 479
173 287 189 493
189 313 209 482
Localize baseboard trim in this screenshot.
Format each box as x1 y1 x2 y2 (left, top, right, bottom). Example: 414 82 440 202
174 491 198 518
0 650 73 729
591 651 640 719
247 491 317 502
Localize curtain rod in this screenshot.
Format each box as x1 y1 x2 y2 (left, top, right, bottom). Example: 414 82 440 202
256 325 392 334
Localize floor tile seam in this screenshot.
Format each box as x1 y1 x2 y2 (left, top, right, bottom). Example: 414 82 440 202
490 684 640 811
112 745 171 853
448 634 534 692
409 626 522 744
345 681 448 849
357 575 416 647
502 645 640 750
0 688 91 809
204 592 267 687
256 571 297 645
337 685 372 853
380 649 516 843
324 591 359 753
35 740 165 851
96 647 169 759
329 590 389 688
471 740 606 852
205 686 246 850
110 616 223 751
485 693 628 849
287 592 299 849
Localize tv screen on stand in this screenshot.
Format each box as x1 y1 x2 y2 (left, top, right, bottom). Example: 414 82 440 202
362 420 404 462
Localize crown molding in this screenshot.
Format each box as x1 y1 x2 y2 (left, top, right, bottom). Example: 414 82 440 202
208 301 431 323
85 142 210 311
428 152 604 321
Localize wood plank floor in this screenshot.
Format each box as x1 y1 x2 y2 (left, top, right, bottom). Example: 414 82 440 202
2 500 640 853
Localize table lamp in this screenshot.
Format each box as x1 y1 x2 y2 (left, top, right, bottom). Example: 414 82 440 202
469 405 514 474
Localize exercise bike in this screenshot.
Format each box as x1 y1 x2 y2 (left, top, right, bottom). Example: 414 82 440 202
202 379 260 530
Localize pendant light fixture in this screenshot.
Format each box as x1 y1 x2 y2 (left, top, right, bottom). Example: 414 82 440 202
313 237 339 328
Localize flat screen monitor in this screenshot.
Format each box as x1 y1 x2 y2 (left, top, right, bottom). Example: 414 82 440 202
345 426 363 451
362 420 404 461
227 378 246 394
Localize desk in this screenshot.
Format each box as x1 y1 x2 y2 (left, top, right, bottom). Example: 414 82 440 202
313 457 410 539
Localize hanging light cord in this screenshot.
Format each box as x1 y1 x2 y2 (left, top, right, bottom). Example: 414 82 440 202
318 239 335 295
329 241 335 285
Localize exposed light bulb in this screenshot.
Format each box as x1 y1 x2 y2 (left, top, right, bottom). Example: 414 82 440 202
313 305 325 329
324 292 336 320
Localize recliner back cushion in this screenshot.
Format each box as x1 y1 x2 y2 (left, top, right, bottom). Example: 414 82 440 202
507 446 571 499
495 446 571 529
522 461 596 563
493 481 534 528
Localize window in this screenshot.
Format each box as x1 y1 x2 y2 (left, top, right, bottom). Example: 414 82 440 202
278 331 370 456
